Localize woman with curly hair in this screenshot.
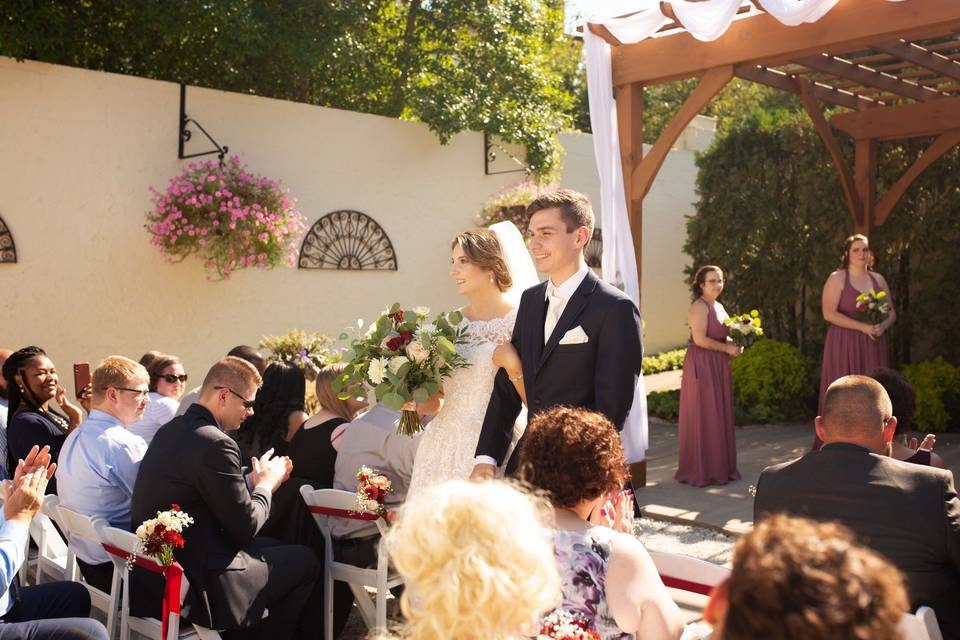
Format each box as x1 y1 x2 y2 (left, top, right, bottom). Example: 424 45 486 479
234 361 307 461
520 405 684 640
704 514 908 640
676 265 741 487
386 479 561 640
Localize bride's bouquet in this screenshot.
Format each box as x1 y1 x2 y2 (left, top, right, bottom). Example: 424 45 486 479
334 303 469 436
723 309 764 349
537 611 601 640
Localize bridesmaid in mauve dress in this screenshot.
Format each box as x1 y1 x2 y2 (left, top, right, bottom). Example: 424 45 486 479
676 265 742 487
815 234 895 449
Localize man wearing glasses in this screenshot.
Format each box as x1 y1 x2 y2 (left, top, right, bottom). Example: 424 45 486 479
57 356 151 593
130 357 321 639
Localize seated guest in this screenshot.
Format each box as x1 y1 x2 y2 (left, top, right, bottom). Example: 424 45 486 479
130 357 320 639
870 367 947 468
288 363 368 487
176 345 266 416
127 353 187 445
2 347 86 494
329 399 424 636
57 356 149 592
520 406 685 640
386 480 560 640
138 350 163 370
0 349 12 479
704 514 908 640
235 361 307 461
755 375 960 640
0 444 109 639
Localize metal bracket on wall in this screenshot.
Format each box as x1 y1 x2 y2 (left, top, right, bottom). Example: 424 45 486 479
178 83 229 163
484 132 530 176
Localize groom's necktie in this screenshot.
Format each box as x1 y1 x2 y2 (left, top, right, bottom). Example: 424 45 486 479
544 287 564 343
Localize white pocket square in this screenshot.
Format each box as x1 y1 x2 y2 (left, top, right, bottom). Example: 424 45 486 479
559 326 589 345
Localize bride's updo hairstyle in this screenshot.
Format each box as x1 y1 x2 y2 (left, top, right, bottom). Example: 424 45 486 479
452 228 513 292
386 480 560 640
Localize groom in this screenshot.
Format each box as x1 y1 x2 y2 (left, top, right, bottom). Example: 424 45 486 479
471 189 643 479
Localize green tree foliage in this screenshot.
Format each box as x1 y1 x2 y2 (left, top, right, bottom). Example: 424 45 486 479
687 107 960 366
0 0 575 176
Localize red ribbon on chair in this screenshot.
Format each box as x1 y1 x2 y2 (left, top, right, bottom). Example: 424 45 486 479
306 505 381 521
102 543 182 640
659 574 714 596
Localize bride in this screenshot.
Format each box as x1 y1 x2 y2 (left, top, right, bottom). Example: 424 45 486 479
408 222 537 495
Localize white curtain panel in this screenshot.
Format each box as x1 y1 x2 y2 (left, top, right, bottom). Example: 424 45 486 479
755 0 839 26
600 2 671 44
585 29 648 463
670 0 745 41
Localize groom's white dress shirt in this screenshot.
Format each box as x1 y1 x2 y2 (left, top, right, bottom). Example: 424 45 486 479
476 264 591 468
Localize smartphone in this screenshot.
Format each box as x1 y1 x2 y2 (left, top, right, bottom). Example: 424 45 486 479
73 363 91 400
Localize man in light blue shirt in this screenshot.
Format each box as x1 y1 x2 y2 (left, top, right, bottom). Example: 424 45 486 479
0 348 11 480
0 444 108 638
57 356 149 593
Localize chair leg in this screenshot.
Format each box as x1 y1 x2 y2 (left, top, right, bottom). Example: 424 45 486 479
324 572 334 640
374 584 387 633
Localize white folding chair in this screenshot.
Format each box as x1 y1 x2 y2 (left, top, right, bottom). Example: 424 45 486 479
98 524 222 640
54 506 118 637
648 550 730 596
31 495 69 583
300 485 402 640
900 606 944 640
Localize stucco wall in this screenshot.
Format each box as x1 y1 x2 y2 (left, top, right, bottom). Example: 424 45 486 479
0 57 702 394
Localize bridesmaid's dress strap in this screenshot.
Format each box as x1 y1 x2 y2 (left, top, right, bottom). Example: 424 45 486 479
868 271 882 291
843 268 850 288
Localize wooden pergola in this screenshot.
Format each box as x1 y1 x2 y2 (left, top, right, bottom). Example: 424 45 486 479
587 0 960 286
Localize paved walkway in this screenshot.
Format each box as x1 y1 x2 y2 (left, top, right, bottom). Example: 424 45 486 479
639 417 960 536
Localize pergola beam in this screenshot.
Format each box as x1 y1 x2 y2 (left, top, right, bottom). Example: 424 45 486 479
735 64 879 110
873 40 960 82
831 96 960 140
794 53 944 102
607 0 960 87
875 130 960 225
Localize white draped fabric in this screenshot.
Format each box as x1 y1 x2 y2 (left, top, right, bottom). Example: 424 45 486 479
583 0 896 462
584 29 648 465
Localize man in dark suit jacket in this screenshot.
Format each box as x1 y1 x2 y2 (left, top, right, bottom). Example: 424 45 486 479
130 357 320 639
471 189 643 478
754 375 960 640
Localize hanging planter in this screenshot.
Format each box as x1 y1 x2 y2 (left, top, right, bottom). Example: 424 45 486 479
476 179 557 229
146 156 307 280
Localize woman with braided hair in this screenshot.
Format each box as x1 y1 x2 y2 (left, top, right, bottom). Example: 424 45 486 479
2 346 86 491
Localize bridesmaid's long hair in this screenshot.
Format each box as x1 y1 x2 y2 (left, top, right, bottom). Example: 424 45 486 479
691 265 722 301
839 234 869 270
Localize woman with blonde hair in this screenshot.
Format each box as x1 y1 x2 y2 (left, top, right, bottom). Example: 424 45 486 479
286 362 367 487
387 479 561 640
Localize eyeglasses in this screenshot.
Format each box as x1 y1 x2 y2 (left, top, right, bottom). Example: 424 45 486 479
157 374 189 384
115 387 150 399
214 386 255 409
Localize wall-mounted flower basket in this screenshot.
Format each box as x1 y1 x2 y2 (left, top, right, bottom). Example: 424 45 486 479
476 179 557 230
146 156 306 280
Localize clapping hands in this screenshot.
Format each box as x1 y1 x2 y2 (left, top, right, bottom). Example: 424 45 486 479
3 445 57 526
249 448 292 493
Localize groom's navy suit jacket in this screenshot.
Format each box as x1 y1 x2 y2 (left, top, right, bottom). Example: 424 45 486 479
476 269 643 473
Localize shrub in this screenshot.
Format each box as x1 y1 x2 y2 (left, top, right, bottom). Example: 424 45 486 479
476 179 557 229
146 156 306 280
642 347 686 375
647 390 680 422
902 357 960 433
259 329 336 413
731 339 814 424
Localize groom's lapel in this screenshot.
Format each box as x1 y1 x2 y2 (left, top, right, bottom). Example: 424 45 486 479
537 271 599 370
527 282 549 366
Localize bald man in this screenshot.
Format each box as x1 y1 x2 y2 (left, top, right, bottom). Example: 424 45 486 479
0 348 11 479
754 375 960 640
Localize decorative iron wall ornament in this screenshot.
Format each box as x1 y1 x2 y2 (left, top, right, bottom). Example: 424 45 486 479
299 210 398 270
0 216 16 263
585 228 602 269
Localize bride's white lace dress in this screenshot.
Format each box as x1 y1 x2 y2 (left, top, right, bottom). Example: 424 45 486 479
409 309 520 495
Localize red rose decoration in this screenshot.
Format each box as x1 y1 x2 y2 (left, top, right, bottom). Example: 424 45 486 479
400 331 413 344
171 503 181 512
363 484 380 498
386 337 404 351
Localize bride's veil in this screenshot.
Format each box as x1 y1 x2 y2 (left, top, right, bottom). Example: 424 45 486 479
489 221 540 306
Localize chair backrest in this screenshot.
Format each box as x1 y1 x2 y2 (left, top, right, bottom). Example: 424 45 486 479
647 550 730 596
56 504 109 545
34 495 68 556
299 486 387 561
900 607 943 640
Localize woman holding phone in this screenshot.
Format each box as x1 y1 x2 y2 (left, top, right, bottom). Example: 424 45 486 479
519 405 685 640
1 346 86 490
126 353 187 444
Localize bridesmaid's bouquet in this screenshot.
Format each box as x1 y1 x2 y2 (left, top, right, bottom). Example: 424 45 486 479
855 289 891 325
334 304 469 436
723 309 764 349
